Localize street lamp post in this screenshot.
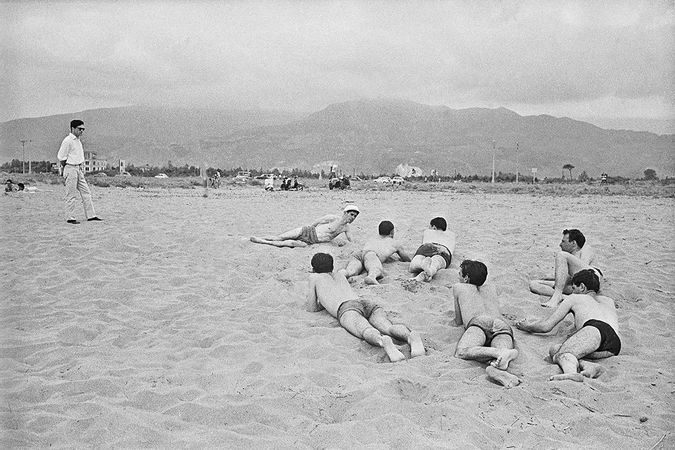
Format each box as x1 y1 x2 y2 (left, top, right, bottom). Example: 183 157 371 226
20 139 31 174
491 140 496 184
515 141 519 183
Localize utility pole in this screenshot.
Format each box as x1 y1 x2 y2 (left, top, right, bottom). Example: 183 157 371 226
515 141 519 183
20 139 31 174
491 140 496 184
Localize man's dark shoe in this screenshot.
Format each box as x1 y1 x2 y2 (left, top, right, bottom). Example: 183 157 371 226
67 219 80 224
87 217 103 221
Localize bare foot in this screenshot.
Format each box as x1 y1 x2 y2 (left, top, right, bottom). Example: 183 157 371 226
549 373 584 382
486 366 522 388
579 360 605 379
408 331 425 358
541 291 564 308
490 349 519 370
382 336 406 362
364 276 379 285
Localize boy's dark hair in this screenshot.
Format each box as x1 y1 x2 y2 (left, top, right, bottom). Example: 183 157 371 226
378 220 394 236
571 269 600 293
311 253 334 273
460 259 488 287
563 229 586 248
430 217 447 231
70 119 84 129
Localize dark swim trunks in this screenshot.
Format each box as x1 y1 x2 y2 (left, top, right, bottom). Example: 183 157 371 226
466 315 514 344
583 319 621 355
336 299 381 323
297 225 320 245
414 243 452 268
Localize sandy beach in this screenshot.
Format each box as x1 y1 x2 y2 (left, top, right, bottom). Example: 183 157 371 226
1 181 673 448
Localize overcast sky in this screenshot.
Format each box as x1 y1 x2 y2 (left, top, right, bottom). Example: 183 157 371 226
2 0 674 133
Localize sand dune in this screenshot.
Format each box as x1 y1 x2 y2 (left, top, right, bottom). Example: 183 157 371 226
1 183 673 448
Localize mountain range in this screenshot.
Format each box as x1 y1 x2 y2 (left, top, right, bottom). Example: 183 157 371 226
1 99 672 178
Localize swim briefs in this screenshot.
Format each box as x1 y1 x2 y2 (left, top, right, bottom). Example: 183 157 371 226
337 298 382 323
583 319 621 355
351 250 378 264
298 225 320 245
414 243 452 268
466 315 514 344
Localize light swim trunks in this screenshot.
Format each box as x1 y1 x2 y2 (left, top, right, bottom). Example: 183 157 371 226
298 225 320 245
414 243 452 268
351 250 378 264
337 298 381 323
583 319 621 355
466 315 514 344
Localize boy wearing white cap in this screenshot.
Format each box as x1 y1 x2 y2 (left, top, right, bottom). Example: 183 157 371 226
251 204 359 248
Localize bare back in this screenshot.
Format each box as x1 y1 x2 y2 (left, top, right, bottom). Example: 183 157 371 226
363 236 404 263
453 283 501 327
568 293 619 332
423 229 457 254
307 272 358 317
575 244 597 267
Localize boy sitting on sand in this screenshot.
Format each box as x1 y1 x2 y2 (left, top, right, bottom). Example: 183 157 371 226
516 269 620 382
453 260 521 388
306 253 425 362
409 217 456 282
343 220 412 285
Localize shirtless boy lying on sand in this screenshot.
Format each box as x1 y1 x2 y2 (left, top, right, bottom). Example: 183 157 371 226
409 217 456 282
251 204 359 248
530 229 602 308
453 260 521 388
517 269 620 382
343 220 412 285
306 253 425 362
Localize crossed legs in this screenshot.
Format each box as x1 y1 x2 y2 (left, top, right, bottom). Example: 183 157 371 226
455 327 521 388
547 327 609 382
340 309 425 362
250 227 308 247
344 252 384 284
409 255 446 282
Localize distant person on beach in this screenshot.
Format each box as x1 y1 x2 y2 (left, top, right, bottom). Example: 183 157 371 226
453 260 521 388
5 179 16 193
530 229 601 307
264 175 274 191
57 119 102 224
409 217 456 281
516 269 620 382
250 204 359 247
306 253 425 362
343 220 412 285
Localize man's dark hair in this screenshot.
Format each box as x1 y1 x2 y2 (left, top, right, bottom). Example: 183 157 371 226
571 269 600 293
311 253 334 273
378 220 394 236
430 217 447 231
460 259 488 287
70 119 84 129
563 229 586 248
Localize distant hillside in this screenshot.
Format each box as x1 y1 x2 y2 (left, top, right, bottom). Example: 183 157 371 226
2 100 673 178
0 106 302 167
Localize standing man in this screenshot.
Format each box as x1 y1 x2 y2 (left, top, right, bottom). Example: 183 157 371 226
529 229 600 307
57 120 102 224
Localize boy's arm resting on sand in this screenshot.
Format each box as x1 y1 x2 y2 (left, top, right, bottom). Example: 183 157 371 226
452 284 464 326
396 244 413 262
343 226 353 242
305 277 324 312
311 214 337 227
516 298 574 333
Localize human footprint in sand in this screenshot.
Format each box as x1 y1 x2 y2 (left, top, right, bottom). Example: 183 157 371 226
530 229 602 308
453 260 521 388
306 253 425 362
343 220 412 285
250 204 359 248
409 217 456 282
517 269 620 382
